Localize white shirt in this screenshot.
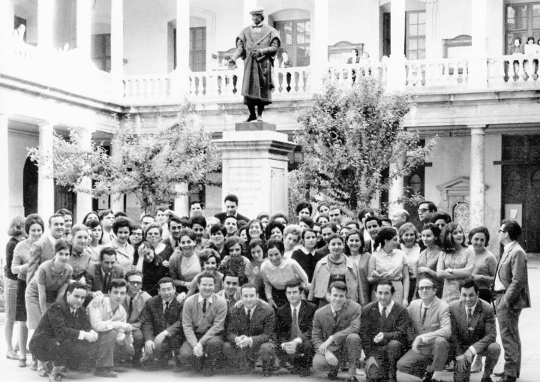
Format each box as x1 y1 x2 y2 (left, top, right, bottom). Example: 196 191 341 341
378 300 394 317
494 242 515 291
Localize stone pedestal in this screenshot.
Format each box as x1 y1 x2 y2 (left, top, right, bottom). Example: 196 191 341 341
216 122 296 219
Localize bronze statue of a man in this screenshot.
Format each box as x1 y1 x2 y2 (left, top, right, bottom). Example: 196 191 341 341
230 7 281 122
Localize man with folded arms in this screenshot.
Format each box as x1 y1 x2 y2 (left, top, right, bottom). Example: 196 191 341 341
360 280 411 382
180 272 227 376
30 282 98 382
311 281 362 382
88 278 134 378
397 275 451 382
223 282 276 376
449 278 500 382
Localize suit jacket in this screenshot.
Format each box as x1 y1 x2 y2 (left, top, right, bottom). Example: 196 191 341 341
360 301 411 357
30 300 91 348
141 294 183 342
312 299 362 352
225 300 276 348
449 299 496 355
122 291 152 329
26 235 55 283
495 242 531 309
407 297 451 346
215 212 250 224
276 300 317 345
314 245 329 264
88 262 126 294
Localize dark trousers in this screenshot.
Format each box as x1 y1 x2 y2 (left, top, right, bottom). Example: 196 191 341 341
150 334 182 361
397 337 449 378
365 340 404 381
179 336 224 368
95 330 134 369
132 328 144 362
30 337 96 369
275 340 313 371
223 341 276 367
312 333 361 373
454 342 501 382
497 295 522 379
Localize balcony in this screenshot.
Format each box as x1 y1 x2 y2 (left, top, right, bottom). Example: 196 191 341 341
1 42 540 111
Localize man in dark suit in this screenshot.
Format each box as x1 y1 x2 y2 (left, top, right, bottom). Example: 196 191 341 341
493 220 531 382
364 216 382 254
26 213 65 282
275 279 317 377
161 216 183 250
360 280 411 382
397 275 451 382
141 277 184 370
214 194 249 224
313 222 338 262
312 281 362 382
450 278 500 382
29 282 98 382
88 247 126 298
223 282 276 376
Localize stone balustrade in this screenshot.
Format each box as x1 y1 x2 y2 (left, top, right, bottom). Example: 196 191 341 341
2 42 540 108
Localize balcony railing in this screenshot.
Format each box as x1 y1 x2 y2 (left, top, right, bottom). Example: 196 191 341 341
2 42 540 109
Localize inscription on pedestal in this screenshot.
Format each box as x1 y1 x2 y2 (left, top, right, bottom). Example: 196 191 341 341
228 166 263 216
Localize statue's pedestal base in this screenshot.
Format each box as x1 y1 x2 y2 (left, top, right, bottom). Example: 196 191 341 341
216 122 296 219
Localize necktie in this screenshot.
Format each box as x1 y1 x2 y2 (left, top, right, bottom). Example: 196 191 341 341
246 309 251 326
291 307 299 340
103 273 111 293
380 306 388 330
128 297 134 317
202 299 207 314
421 307 428 325
467 308 472 325
164 301 171 323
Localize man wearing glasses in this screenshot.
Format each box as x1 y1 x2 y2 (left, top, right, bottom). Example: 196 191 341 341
418 202 438 226
123 270 151 367
397 275 451 382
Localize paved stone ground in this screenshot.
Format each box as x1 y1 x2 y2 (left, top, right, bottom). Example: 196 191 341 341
1 263 539 382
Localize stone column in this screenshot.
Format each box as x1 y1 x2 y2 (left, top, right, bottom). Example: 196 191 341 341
386 0 406 90
388 153 405 210
38 0 54 49
110 0 123 74
469 125 486 228
38 123 56 220
311 0 329 90
174 183 190 217
76 0 92 59
216 122 296 219
175 0 190 94
76 129 94 221
0 114 9 220
110 137 124 213
468 0 488 89
243 0 257 27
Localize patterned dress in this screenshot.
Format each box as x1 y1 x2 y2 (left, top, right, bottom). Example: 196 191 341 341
439 247 474 303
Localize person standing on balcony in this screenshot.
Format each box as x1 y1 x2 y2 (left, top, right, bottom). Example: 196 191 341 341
229 7 281 122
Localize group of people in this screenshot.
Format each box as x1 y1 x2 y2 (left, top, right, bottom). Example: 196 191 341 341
2 194 530 382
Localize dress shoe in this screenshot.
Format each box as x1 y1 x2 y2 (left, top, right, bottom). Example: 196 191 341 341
347 376 359 382
471 356 483 373
92 368 118 378
246 115 257 122
422 370 434 382
328 367 339 380
480 374 494 382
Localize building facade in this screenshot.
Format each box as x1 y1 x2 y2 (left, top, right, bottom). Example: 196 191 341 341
1 0 539 254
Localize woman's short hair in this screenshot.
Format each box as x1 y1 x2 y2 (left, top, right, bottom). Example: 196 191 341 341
266 238 285 254
468 226 490 247
527 36 535 44
431 212 452 224
326 233 345 245
295 201 313 215
257 212 269 220
265 221 284 238
440 222 466 252
210 223 227 236
283 224 302 239
344 228 365 256
24 214 44 235
246 219 265 243
70 224 89 239
374 227 398 249
112 216 132 235
299 216 315 228
421 223 442 247
178 228 197 242
223 236 245 256
82 211 99 225
301 228 317 241
316 213 330 223
98 209 114 221
144 222 163 238
8 215 25 237
398 222 420 243
199 248 221 266
247 238 267 258
191 215 207 228
54 238 71 254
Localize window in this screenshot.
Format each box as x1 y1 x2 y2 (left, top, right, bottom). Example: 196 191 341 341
406 11 426 60
274 19 310 67
92 34 111 72
506 2 540 53
189 27 206 72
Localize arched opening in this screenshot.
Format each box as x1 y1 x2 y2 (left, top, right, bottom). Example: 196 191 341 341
23 156 38 216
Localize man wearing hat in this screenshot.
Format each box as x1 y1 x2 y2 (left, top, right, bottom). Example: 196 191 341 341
230 7 281 122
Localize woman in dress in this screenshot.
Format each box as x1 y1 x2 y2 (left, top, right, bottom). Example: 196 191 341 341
309 233 362 306
85 219 103 262
283 224 302 259
367 227 410 306
417 223 444 298
169 228 202 293
185 248 223 298
344 228 370 306
291 228 318 283
25 239 73 376
218 236 250 284
208 223 226 255
11 214 44 367
129 224 144 268
245 238 267 296
245 219 265 244
437 222 474 303
261 238 308 309
138 223 173 296
399 222 421 302
4 216 25 361
68 224 93 284
105 216 134 270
